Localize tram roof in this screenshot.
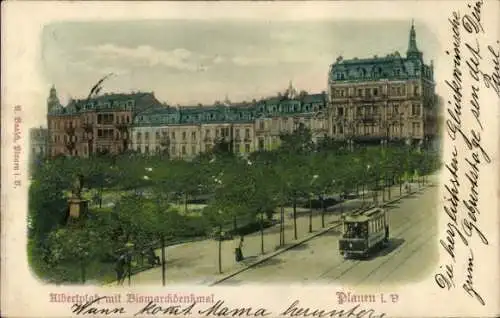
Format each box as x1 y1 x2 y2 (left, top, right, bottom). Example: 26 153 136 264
343 207 385 223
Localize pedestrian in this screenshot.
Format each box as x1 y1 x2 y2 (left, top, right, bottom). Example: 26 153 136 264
148 247 160 266
384 225 389 245
115 254 126 285
234 235 244 262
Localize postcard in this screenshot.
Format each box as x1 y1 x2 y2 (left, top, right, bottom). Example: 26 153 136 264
1 1 499 317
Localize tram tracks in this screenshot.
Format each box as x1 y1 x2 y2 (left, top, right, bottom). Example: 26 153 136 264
351 223 437 286
317 198 436 281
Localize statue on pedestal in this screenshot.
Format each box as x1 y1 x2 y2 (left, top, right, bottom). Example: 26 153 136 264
68 174 88 220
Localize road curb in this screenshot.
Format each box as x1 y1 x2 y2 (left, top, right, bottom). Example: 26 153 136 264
209 183 431 286
209 221 342 286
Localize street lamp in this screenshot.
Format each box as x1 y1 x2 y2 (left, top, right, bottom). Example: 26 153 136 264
209 155 225 274
217 209 223 274
363 164 371 204
309 175 319 233
247 159 265 254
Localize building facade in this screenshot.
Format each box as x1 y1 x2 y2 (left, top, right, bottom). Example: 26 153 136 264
130 86 328 159
47 88 164 157
46 22 437 159
29 127 49 160
328 22 438 146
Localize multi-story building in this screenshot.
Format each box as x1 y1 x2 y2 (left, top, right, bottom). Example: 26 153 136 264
328 22 438 147
29 127 49 160
131 86 328 159
47 22 437 159
47 87 164 157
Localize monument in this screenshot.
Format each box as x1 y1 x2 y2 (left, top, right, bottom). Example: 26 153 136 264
68 174 88 219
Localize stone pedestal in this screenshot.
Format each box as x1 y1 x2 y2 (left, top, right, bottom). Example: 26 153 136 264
68 198 89 219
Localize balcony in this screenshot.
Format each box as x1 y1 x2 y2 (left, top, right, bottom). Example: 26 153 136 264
64 125 76 134
357 114 381 122
65 140 76 151
82 123 94 132
115 122 129 130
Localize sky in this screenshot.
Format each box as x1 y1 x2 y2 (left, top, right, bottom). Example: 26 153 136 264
41 19 439 107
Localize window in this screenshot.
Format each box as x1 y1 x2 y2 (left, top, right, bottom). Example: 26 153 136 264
245 143 251 153
412 122 421 135
145 145 149 154
358 89 363 97
182 132 187 140
373 88 378 96
97 114 114 125
182 146 186 155
259 121 265 130
191 145 196 154
394 105 399 114
171 146 176 154
245 128 250 139
171 132 176 140
235 129 240 138
205 129 210 138
258 138 265 151
192 131 196 141
145 132 149 140
338 108 344 116
365 88 370 97
412 104 421 116
155 132 160 140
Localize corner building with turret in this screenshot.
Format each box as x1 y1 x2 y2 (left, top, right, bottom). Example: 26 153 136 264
45 22 438 159
327 22 439 147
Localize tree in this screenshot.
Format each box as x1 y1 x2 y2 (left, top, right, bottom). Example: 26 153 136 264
279 123 314 155
141 195 183 286
46 218 112 283
309 152 337 228
246 159 277 254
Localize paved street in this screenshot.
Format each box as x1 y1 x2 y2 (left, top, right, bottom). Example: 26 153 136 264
118 180 432 286
218 184 438 286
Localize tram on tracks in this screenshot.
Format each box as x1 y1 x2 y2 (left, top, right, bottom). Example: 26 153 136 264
339 207 389 259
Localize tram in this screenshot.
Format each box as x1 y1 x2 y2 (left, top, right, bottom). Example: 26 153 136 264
339 207 389 259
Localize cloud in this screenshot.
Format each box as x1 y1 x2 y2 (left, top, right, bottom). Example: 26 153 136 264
83 44 209 72
231 56 275 66
67 60 129 76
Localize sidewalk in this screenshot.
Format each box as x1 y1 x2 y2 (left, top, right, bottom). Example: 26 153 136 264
109 180 432 286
